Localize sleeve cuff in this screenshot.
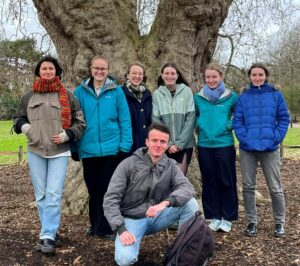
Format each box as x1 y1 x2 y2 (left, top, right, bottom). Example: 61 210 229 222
117 224 127 235
65 129 75 141
165 197 176 207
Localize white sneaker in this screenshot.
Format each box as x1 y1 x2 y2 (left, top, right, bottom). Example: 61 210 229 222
208 219 221 231
218 219 232 233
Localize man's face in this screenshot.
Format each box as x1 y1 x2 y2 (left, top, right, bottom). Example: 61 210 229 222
146 129 169 161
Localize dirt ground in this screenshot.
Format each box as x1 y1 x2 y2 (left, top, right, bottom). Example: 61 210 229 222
0 158 299 266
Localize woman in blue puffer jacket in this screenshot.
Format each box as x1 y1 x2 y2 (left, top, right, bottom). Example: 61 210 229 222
233 63 290 238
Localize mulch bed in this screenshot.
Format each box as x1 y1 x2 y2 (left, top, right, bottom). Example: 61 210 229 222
0 158 299 265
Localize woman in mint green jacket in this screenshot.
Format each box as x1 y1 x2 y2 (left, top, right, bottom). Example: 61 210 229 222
152 63 195 175
194 63 238 233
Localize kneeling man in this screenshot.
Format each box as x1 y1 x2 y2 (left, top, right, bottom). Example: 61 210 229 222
103 123 198 266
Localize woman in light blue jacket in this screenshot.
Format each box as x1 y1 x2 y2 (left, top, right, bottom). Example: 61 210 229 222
74 56 132 239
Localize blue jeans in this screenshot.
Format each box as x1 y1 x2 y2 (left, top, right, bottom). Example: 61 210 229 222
27 151 68 240
115 198 198 266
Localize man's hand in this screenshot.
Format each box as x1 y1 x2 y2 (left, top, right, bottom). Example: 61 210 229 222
119 231 136 246
146 201 170 218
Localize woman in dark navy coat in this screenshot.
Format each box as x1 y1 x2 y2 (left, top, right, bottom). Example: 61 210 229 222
122 63 152 153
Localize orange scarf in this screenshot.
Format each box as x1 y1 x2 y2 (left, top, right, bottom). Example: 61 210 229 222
32 77 71 129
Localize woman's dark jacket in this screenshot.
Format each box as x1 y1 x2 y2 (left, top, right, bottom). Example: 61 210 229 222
122 84 152 153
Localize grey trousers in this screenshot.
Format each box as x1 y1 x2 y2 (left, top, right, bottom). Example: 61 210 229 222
239 149 285 225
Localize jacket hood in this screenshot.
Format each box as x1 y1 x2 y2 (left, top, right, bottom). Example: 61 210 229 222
133 147 170 170
157 83 188 96
247 82 277 93
81 76 117 91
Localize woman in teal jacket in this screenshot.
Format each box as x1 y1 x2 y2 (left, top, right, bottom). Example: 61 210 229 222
74 56 132 239
195 63 238 233
152 63 195 175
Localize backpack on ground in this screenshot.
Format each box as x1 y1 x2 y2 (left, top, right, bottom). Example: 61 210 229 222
164 211 214 266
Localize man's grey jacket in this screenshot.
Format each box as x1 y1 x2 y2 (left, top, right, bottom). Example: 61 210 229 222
103 147 195 234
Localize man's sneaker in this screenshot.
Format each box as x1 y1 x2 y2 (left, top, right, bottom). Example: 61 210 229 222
274 224 285 237
168 222 179 231
208 219 221 231
41 239 56 255
217 219 232 233
244 223 257 237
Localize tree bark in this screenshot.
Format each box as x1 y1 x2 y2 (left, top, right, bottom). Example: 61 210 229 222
31 0 233 214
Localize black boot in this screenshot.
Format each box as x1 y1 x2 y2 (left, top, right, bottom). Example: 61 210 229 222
244 223 257 237
274 224 285 237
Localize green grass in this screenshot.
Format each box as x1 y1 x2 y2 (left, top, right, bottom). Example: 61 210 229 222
282 127 300 146
0 120 27 164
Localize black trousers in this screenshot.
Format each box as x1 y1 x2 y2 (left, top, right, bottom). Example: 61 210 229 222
82 156 119 235
197 146 238 221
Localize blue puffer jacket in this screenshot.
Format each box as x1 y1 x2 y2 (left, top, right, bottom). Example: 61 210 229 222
122 84 152 153
233 82 290 152
74 77 132 159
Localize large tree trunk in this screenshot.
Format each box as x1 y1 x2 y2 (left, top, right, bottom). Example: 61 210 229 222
32 0 232 89
32 0 233 214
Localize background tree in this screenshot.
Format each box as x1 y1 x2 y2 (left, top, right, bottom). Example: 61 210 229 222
0 37 43 119
214 0 300 90
266 23 300 121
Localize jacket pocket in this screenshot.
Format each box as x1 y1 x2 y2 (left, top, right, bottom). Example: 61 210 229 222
26 126 40 147
28 101 44 121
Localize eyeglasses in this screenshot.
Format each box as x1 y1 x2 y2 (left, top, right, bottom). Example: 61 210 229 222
91 66 108 72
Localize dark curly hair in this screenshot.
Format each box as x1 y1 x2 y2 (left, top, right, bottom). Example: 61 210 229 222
34 55 63 79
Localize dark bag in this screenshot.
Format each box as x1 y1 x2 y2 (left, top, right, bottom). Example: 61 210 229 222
164 211 214 266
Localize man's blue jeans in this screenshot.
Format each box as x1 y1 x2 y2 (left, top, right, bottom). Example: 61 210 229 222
27 151 68 240
115 198 198 266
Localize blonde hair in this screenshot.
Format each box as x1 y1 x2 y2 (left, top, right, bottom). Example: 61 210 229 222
205 63 224 77
90 56 109 69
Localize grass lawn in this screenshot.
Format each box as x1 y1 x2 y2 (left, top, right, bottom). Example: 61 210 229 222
0 120 299 165
0 121 27 165
282 127 299 146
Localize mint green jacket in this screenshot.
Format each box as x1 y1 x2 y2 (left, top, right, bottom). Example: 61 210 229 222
152 83 196 149
194 88 238 148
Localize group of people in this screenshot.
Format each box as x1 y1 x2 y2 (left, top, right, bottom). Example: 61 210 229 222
13 55 290 265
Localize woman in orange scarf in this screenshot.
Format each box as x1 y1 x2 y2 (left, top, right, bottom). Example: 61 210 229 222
13 56 85 255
